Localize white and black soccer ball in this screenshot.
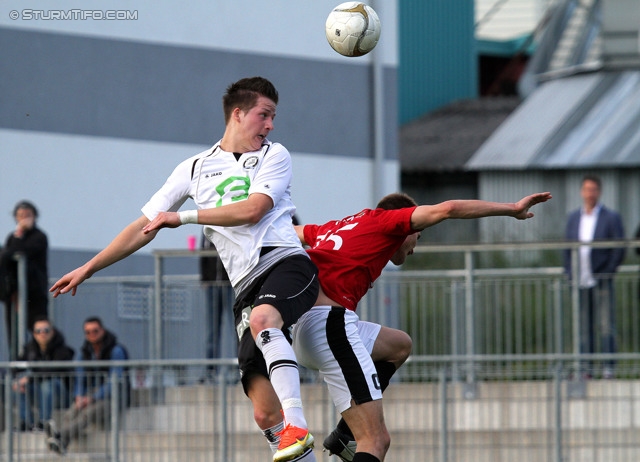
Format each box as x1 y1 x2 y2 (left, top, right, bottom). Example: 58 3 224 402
325 2 381 57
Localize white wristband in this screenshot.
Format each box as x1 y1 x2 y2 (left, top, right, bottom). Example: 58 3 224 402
178 210 198 225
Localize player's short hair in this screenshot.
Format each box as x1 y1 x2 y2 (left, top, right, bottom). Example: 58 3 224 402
376 193 418 210
582 174 601 190
13 200 38 218
223 76 279 124
83 316 104 327
33 315 51 325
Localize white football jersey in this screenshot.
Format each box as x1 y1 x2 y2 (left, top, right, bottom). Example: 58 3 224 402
142 140 302 286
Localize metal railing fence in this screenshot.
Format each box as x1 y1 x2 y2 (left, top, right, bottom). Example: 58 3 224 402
3 240 640 460
32 241 640 375
3 356 640 461
50 240 636 360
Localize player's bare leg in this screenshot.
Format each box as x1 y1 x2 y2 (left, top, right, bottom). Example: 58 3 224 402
341 399 389 461
247 375 316 461
250 304 314 461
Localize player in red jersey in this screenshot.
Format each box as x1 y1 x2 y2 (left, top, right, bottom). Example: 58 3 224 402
292 191 552 462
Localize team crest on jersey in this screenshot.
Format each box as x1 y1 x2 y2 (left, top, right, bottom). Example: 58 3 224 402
243 156 259 169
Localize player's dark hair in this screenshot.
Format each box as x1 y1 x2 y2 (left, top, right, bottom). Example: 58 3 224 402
582 174 601 190
13 200 38 218
376 192 418 210
222 76 279 123
83 316 104 327
33 315 52 326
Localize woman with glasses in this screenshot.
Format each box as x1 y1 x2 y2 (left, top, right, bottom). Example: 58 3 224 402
13 316 74 431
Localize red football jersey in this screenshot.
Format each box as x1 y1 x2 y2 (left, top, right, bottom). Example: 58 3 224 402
303 206 417 311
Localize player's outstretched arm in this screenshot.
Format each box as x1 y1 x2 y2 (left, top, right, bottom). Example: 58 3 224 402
410 192 552 231
50 215 158 297
512 192 553 220
142 193 274 233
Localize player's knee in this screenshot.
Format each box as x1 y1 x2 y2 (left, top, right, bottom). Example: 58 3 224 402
397 331 413 364
249 305 282 334
385 329 413 368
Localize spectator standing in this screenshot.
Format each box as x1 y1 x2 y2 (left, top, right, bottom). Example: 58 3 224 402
45 317 129 455
564 175 625 378
13 316 74 432
0 200 49 357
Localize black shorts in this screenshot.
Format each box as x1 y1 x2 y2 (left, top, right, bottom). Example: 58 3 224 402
234 254 319 393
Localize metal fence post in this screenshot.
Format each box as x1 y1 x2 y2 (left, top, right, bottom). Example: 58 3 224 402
439 367 448 462
4 368 14 462
110 369 120 462
11 253 28 361
153 253 163 361
464 251 477 398
553 279 563 353
553 361 563 462
570 247 581 371
218 368 228 462
152 253 164 405
450 280 460 383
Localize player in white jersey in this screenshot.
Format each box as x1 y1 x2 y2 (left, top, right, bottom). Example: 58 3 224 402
51 77 318 462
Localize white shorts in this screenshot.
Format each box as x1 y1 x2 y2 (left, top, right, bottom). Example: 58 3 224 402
292 305 382 414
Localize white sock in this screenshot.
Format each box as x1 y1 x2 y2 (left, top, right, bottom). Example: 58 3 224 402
294 448 317 461
263 421 284 454
256 328 307 429
263 422 317 461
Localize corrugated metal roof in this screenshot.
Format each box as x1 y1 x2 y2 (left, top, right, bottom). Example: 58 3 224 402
475 0 551 41
467 70 640 170
400 97 520 172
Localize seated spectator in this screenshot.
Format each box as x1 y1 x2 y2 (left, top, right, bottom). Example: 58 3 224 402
12 316 74 431
46 317 129 455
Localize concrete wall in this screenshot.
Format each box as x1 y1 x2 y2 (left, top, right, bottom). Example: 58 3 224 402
0 0 399 256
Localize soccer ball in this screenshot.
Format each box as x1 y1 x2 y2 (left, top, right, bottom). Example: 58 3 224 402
325 2 381 57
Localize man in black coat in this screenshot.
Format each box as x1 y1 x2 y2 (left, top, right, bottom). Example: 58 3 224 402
46 317 129 455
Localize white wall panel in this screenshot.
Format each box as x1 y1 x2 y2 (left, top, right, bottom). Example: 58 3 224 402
1 0 398 65
0 129 391 252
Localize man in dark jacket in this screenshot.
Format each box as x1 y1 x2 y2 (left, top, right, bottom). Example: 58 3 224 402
564 175 625 378
46 317 128 455
0 200 49 357
13 316 74 431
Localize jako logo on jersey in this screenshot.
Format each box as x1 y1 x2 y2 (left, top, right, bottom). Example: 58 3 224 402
243 156 259 169
260 330 271 346
205 172 222 178
258 293 276 300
